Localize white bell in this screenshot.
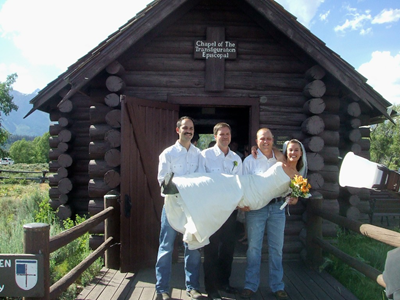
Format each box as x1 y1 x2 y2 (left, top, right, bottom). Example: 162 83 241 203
339 152 387 190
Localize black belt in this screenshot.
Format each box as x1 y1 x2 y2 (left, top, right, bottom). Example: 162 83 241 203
267 197 283 206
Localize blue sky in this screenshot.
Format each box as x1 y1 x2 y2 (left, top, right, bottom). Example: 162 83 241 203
0 0 399 106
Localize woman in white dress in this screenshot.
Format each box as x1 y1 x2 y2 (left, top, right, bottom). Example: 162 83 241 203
163 139 307 249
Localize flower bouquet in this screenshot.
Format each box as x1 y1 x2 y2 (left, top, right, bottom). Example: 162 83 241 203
280 175 312 210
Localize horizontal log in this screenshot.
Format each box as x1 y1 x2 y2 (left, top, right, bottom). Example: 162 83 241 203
303 80 326 98
318 130 339 147
89 222 105 235
301 115 325 135
358 138 371 151
105 93 121 108
49 136 60 148
123 71 307 91
90 124 113 141
57 204 73 221
324 96 340 113
58 178 73 194
306 152 324 171
343 128 361 143
57 167 68 178
105 109 121 128
304 65 326 81
50 107 90 122
88 179 111 198
320 146 340 164
90 105 112 124
88 198 104 216
89 159 114 177
105 149 121 168
106 61 125 75
307 172 324 189
49 160 61 173
303 98 325 115
341 102 361 117
104 170 121 188
339 195 360 206
106 75 125 92
49 199 60 210
259 94 306 107
302 136 324 153
58 154 73 168
105 129 121 148
57 142 70 153
89 235 104 251
284 220 304 235
339 204 360 220
89 141 113 160
360 127 370 138
319 164 339 182
59 99 73 113
58 129 73 143
319 182 340 199
319 114 340 131
50 124 63 136
58 116 72 128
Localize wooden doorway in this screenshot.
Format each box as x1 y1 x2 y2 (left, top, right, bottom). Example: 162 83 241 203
120 96 259 272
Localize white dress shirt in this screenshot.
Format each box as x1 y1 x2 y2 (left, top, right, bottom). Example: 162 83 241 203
243 149 277 175
158 140 201 185
198 144 243 175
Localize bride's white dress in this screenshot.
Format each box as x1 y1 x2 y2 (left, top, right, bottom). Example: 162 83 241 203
164 162 291 249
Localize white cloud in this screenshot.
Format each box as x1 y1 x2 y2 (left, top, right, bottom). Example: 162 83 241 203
372 8 400 24
358 51 400 105
319 10 330 22
275 0 325 28
0 0 150 70
334 6 372 34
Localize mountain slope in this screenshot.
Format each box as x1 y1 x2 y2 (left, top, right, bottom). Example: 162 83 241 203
1 90 50 137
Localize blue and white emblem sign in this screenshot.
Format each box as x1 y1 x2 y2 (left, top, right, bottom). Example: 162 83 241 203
15 259 38 290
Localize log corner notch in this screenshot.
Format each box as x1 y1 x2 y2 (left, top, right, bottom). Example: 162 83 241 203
88 60 124 247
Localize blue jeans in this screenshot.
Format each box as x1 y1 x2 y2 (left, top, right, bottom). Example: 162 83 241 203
155 206 201 294
244 201 285 292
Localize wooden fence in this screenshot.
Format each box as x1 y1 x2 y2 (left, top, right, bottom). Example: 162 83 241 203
0 169 49 183
306 193 400 290
24 194 120 300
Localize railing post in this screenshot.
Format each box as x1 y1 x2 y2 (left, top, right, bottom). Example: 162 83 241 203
24 223 50 300
306 192 324 270
104 193 120 270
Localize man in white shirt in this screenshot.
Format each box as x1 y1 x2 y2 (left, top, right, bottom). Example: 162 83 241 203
198 122 243 300
155 116 202 300
240 128 288 300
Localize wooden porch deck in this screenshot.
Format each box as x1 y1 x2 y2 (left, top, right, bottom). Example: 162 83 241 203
76 260 358 300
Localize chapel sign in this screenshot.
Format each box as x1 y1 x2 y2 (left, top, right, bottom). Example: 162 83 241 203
194 40 237 60
194 27 237 91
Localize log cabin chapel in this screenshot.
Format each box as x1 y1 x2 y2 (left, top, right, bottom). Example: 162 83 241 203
26 0 396 272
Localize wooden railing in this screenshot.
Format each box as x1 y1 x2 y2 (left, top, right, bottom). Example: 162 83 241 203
0 169 49 183
306 194 400 289
24 194 120 300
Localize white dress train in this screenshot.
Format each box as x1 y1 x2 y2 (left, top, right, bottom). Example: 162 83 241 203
164 162 291 249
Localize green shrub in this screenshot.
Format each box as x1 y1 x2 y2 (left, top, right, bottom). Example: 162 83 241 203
0 181 103 300
324 228 397 300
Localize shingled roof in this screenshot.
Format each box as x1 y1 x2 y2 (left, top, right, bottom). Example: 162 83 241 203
26 0 394 121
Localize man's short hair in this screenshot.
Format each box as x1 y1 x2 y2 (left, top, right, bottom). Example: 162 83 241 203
213 122 231 135
256 127 273 138
177 116 195 128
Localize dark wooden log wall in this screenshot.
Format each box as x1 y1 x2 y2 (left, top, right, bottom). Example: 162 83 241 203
49 94 91 221
86 62 123 249
49 0 376 255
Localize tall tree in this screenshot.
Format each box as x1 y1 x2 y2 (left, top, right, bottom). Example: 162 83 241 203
0 73 18 157
370 104 400 171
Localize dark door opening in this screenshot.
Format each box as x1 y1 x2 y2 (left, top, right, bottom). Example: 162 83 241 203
179 105 250 154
